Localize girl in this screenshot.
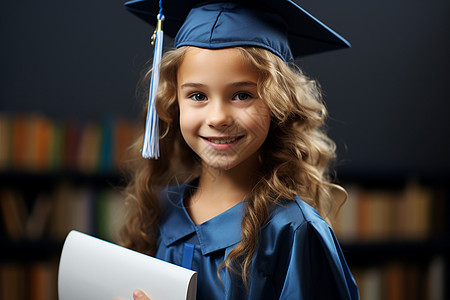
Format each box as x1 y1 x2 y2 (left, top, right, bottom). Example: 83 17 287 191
121 0 359 299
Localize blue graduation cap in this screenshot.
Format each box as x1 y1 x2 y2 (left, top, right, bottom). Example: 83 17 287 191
124 0 351 158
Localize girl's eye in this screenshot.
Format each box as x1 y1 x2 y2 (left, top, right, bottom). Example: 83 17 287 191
233 92 252 101
189 93 207 101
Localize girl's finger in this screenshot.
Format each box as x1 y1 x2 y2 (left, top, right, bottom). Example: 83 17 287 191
133 289 150 300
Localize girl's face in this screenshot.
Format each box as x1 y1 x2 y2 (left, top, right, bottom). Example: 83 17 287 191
177 47 271 171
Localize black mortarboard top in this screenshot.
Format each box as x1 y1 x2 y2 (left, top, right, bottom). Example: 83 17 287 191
124 0 351 62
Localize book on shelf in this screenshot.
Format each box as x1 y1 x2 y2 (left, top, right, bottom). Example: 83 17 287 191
0 114 11 170
48 119 64 171
77 121 102 173
0 261 58 300
49 183 113 240
96 189 125 242
63 121 82 171
0 113 139 174
11 115 28 171
25 194 53 241
0 262 27 299
113 118 137 170
352 255 445 300
29 262 58 300
0 182 126 242
0 188 27 241
334 180 438 243
28 115 52 172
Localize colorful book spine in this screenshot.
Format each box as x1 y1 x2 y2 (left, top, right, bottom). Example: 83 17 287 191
351 256 445 300
0 114 139 173
335 180 437 242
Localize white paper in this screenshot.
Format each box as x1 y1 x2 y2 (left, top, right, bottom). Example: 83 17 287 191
58 230 197 300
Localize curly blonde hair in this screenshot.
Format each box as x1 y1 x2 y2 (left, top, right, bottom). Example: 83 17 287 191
120 46 343 289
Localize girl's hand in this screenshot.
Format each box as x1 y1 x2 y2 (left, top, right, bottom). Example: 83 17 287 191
133 290 150 300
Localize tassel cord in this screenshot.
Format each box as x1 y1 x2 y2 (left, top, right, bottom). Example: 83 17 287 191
142 12 164 159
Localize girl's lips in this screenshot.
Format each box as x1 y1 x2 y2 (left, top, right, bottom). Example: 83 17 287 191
202 136 243 144
201 135 244 150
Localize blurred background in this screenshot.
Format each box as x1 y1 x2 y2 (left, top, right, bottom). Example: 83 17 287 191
1 0 449 299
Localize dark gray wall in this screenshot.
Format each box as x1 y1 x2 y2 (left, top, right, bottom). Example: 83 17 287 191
0 0 149 120
299 0 450 178
1 0 449 178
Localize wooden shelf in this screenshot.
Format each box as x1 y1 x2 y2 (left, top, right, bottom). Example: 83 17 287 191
0 237 63 262
342 239 450 266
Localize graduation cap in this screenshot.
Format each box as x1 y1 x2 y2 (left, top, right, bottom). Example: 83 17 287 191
124 0 351 158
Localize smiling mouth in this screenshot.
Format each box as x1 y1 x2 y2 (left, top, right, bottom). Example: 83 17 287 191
202 136 244 144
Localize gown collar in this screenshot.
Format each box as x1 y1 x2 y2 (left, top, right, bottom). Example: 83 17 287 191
159 181 245 255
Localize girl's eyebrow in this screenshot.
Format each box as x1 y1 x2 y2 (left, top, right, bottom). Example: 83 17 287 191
180 81 257 89
179 83 206 90
230 81 257 88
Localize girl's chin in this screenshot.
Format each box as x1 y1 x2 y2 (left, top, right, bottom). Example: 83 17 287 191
203 159 235 172
200 154 239 172
198 147 261 174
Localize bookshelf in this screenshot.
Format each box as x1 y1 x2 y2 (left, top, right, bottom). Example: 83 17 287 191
335 177 449 300
1 113 449 299
0 113 137 299
0 174 128 299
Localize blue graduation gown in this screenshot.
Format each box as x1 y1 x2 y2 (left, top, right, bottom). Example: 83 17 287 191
156 182 359 300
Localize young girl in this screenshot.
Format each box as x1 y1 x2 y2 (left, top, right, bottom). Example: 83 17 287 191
121 0 359 299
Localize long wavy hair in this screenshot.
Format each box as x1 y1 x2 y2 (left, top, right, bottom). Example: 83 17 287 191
120 46 344 289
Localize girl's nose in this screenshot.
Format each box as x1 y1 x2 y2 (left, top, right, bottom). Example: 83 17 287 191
206 100 234 128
